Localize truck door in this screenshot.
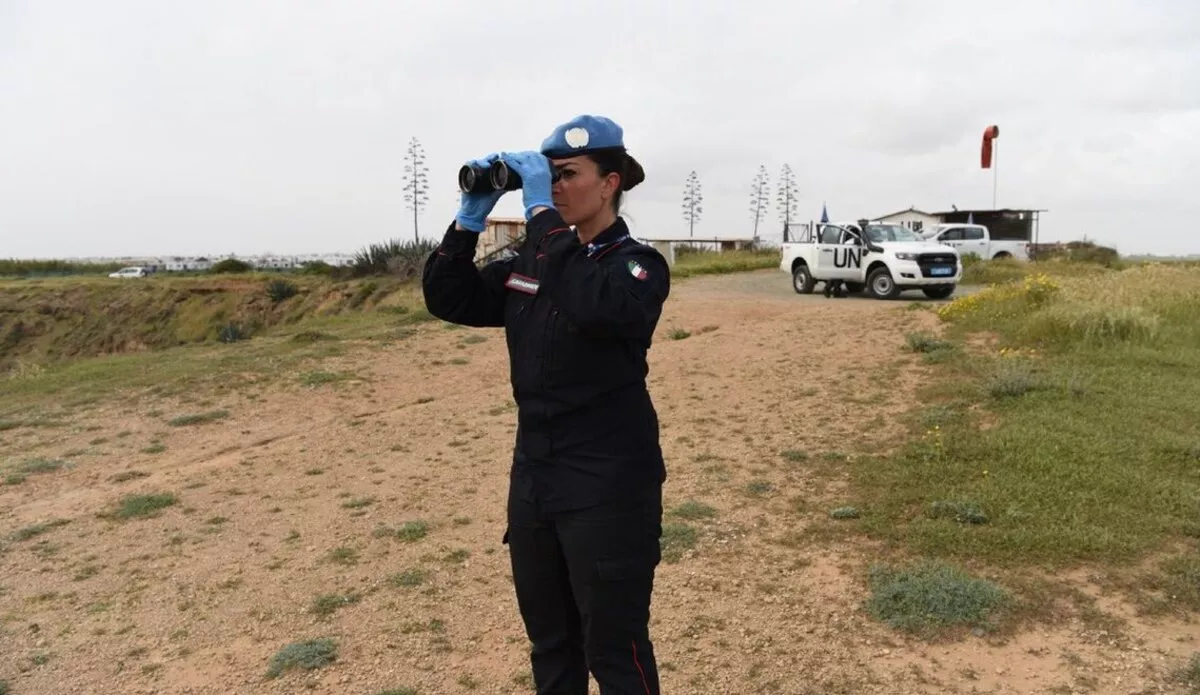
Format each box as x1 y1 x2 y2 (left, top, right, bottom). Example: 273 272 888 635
814 224 842 277
936 227 964 251
961 226 988 258
816 226 865 280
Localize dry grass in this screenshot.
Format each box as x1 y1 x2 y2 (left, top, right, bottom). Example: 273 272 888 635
0 274 426 373
943 262 1200 348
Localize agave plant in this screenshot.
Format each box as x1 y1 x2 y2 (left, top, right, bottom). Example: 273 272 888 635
265 279 298 303
352 238 438 280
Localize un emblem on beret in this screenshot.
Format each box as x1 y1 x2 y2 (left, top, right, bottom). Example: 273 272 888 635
564 127 590 148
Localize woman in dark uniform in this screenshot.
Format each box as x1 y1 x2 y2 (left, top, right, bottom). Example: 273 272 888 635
422 114 669 695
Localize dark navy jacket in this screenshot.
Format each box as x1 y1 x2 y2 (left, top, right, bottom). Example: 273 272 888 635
422 208 670 511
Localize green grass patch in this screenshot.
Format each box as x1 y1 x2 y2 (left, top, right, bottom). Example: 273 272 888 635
660 522 697 563
110 470 149 483
300 370 357 388
310 592 360 618
1141 555 1200 615
373 521 429 542
780 449 808 463
388 569 427 587
669 500 717 520
112 493 178 520
903 331 959 363
1170 653 1200 692
0 417 66 431
394 307 436 325
326 546 359 564
8 518 71 542
289 330 338 344
167 409 229 426
11 458 70 475
848 262 1200 575
0 457 71 485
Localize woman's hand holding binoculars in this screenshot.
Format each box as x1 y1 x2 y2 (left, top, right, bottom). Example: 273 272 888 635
455 151 557 232
501 151 555 220
455 153 506 233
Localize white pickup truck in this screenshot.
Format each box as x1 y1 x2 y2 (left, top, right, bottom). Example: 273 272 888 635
920 223 1030 261
779 221 962 300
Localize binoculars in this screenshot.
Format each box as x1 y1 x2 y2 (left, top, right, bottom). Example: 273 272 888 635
458 160 561 194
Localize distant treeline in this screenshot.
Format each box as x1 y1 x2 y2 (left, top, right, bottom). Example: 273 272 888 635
0 259 125 278
2 237 440 280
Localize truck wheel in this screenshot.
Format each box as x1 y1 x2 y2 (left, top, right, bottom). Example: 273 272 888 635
792 263 815 294
922 285 955 300
867 267 900 299
993 251 1011 259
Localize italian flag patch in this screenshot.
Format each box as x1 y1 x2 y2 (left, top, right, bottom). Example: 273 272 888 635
627 260 649 280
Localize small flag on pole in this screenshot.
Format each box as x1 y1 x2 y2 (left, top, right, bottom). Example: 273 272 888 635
820 202 829 223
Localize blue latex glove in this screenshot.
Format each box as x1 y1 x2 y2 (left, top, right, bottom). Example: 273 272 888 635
500 151 555 220
455 153 506 233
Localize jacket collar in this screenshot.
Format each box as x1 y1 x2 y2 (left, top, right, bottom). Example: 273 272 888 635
582 217 630 253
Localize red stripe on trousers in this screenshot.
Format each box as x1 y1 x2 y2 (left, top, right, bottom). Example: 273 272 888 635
632 639 651 694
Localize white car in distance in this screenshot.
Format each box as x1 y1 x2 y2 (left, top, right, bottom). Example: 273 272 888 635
108 267 149 279
779 221 962 300
920 223 1030 261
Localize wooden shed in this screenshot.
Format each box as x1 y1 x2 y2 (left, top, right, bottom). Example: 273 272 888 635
475 216 526 263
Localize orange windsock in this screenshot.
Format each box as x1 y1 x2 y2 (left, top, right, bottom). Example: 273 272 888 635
981 125 1000 169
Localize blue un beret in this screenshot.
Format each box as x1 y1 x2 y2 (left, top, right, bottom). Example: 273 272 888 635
540 115 627 158
540 114 645 190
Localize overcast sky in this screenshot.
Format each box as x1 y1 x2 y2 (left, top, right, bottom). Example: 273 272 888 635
2 0 1198 259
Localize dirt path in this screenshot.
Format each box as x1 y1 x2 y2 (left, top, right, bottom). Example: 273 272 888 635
1 269 1194 694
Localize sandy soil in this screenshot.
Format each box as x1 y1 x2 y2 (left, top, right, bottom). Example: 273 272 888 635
1 269 1196 695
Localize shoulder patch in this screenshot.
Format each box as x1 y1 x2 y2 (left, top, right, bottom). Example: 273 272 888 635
627 259 649 280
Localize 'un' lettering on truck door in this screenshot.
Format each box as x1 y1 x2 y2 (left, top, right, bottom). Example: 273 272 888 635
833 247 862 269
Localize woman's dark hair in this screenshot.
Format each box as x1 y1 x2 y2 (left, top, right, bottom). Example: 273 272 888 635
586 148 645 213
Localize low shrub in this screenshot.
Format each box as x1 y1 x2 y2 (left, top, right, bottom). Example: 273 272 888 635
865 559 1011 638
265 638 337 678
353 238 438 280
210 258 252 274
266 279 298 303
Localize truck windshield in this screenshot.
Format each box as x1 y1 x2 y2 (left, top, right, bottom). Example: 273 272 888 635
865 225 922 243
